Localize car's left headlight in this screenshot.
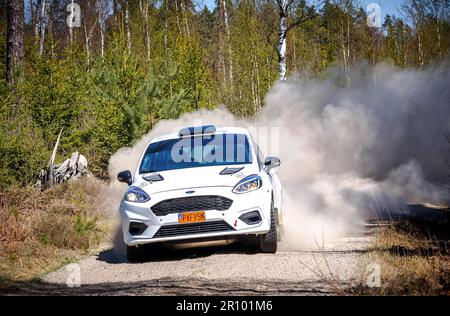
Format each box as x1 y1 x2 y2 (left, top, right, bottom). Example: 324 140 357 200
232 175 262 194
125 186 151 203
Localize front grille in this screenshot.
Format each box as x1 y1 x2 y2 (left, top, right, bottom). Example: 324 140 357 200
151 195 233 216
154 221 234 238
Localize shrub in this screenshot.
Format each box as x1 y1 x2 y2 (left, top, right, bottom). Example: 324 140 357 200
0 179 107 280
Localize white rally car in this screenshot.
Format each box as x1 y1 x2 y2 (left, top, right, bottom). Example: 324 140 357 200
117 125 283 261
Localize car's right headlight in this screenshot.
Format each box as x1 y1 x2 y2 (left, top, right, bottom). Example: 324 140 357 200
125 186 151 203
232 175 262 194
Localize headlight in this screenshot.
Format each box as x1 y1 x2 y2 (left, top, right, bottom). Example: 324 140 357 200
125 186 150 203
232 175 262 194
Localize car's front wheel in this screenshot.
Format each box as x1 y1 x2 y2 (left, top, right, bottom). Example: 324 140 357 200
257 200 277 253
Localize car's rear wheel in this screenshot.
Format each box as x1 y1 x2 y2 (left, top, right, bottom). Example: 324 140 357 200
257 199 277 253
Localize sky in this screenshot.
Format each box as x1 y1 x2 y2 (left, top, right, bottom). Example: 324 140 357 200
198 0 405 20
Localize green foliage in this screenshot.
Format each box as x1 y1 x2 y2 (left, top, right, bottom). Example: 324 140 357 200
170 36 214 112
228 0 277 117
0 0 449 188
32 191 100 250
86 40 153 172
24 52 88 154
0 95 48 189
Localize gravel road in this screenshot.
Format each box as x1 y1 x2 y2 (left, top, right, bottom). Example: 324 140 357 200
22 224 375 295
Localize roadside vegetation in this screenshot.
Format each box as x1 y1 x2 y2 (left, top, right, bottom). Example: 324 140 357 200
1 0 449 188
0 179 109 284
0 0 449 293
355 218 450 295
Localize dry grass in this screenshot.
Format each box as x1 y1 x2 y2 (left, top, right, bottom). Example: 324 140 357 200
0 178 111 283
354 222 450 296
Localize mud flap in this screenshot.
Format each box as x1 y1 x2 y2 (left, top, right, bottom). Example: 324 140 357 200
274 207 283 242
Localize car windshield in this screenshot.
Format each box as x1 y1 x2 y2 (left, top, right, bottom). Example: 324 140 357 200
139 133 252 173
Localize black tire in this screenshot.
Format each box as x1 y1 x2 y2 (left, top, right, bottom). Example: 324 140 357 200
257 200 277 253
126 245 145 262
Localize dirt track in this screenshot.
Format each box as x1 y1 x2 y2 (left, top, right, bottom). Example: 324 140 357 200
18 224 374 295
4 224 376 296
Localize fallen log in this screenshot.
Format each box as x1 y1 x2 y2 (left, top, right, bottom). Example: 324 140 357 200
36 151 92 190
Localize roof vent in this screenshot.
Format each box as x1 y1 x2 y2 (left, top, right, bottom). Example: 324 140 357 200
178 125 216 137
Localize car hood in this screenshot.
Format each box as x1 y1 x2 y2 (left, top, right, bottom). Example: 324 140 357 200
133 164 258 195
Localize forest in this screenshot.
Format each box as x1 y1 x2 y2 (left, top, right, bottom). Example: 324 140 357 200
1 0 449 188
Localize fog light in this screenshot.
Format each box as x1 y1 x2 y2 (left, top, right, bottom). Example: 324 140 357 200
239 211 262 225
129 222 148 236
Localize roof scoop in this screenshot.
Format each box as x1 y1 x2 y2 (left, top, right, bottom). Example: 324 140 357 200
220 166 244 175
142 172 164 182
179 125 216 137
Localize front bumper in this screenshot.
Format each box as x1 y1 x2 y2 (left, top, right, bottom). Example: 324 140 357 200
119 185 272 246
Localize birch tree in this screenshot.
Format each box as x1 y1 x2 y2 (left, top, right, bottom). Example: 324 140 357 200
402 0 427 68
338 0 352 87
217 0 227 85
428 0 449 60
139 0 152 63
181 0 191 37
174 0 182 34
96 0 108 58
83 1 98 64
276 0 289 80
124 0 131 54
37 0 48 55
223 0 233 86
164 0 169 51
272 0 314 80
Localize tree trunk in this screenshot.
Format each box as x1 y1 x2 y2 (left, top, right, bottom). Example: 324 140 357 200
30 0 36 37
38 0 47 56
6 0 25 84
97 0 105 57
68 0 74 48
34 0 42 45
277 1 288 81
181 0 190 37
140 0 151 63
83 22 90 64
432 1 442 60
217 0 227 86
124 0 131 54
174 0 182 34
223 0 233 86
417 29 424 68
164 0 168 51
47 0 54 57
83 12 97 65
346 14 350 86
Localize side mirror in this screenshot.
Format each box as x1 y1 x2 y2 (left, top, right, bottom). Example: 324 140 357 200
117 170 133 186
264 156 281 171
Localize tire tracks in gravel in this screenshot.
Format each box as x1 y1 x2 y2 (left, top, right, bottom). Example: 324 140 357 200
3 224 377 296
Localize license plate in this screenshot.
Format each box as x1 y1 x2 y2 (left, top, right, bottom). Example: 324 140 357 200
178 211 206 224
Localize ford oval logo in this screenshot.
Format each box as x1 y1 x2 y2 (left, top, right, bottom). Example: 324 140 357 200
185 190 195 194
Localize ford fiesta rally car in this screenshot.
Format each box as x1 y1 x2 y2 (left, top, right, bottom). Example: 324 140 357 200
117 125 282 261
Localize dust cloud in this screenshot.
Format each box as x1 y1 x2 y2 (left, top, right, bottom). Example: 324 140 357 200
106 64 450 250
